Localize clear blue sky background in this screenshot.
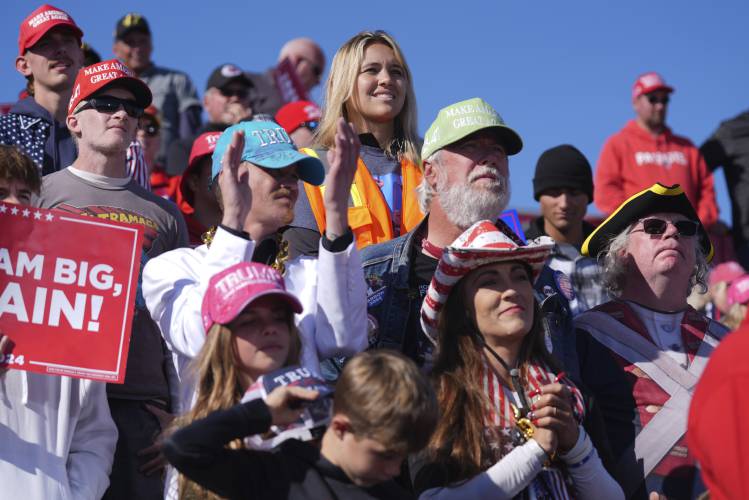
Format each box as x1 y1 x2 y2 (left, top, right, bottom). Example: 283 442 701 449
3 1 747 219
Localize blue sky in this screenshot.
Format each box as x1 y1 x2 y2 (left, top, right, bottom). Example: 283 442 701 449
4 0 747 219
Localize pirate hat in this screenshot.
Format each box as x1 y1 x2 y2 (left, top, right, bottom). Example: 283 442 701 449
581 183 713 262
420 220 554 345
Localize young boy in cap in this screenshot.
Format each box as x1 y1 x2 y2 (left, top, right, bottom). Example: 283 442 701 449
1 4 84 175
575 183 728 499
526 144 608 314
164 349 437 499
35 59 188 499
0 144 118 500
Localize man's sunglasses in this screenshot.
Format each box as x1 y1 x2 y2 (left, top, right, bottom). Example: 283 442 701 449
220 87 249 100
646 95 670 105
76 97 144 118
140 123 159 137
302 121 318 131
634 218 699 237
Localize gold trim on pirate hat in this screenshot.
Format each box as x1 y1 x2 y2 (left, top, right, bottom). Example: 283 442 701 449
581 183 713 262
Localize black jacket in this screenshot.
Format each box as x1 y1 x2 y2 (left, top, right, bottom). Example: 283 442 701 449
164 399 412 500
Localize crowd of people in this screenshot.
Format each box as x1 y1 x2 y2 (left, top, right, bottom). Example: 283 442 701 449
2 4 749 500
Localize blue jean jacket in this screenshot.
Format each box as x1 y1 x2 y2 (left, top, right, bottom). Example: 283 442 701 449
358 219 582 382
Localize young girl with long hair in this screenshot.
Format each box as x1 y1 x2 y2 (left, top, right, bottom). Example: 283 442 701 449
413 220 623 499
169 262 303 500
289 30 424 253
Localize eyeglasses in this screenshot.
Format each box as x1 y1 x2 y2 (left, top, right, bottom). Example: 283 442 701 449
633 218 699 237
139 123 159 137
219 87 249 100
297 56 323 78
646 95 670 105
301 121 318 131
76 96 144 118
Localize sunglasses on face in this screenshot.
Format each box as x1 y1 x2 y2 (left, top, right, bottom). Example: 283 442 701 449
297 56 323 78
139 122 159 137
219 87 249 100
301 121 318 131
635 218 699 237
646 95 670 105
76 96 144 118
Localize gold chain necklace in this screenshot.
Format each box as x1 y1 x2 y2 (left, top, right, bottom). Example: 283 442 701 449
202 226 290 276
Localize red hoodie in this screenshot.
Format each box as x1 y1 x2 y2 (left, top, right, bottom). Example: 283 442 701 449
594 120 718 227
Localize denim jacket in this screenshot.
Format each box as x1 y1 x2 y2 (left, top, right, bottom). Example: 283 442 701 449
359 218 582 381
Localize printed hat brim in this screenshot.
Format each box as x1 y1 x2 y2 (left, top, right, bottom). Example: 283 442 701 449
208 289 304 331
420 233 555 346
248 149 325 186
431 124 523 159
581 183 713 262
23 23 83 55
97 76 152 108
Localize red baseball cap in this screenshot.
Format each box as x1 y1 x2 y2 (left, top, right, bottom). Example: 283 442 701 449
180 131 222 207
275 100 322 135
18 4 83 56
632 72 674 100
68 59 152 115
201 262 303 332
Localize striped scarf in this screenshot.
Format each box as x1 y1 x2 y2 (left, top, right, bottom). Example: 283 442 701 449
482 357 585 499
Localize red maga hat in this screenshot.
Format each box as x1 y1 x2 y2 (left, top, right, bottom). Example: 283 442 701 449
180 131 222 207
275 100 322 135
632 72 674 100
18 4 83 56
68 59 152 114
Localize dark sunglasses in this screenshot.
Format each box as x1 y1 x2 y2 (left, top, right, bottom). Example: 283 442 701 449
220 87 249 100
635 218 699 237
76 96 144 118
646 95 670 105
302 121 318 131
140 123 159 137
297 56 323 78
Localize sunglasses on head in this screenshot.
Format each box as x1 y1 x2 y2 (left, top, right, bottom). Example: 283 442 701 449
301 121 318 131
646 95 670 105
635 218 699 237
220 87 249 100
76 96 144 118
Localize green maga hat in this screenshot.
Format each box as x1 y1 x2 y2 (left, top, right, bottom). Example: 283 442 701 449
421 97 523 160
581 183 714 262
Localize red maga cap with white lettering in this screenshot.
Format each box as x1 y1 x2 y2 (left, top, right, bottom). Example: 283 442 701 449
68 58 152 114
180 131 222 207
201 262 303 333
632 72 674 99
18 4 83 56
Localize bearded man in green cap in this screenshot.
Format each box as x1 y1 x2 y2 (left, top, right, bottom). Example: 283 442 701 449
359 98 579 375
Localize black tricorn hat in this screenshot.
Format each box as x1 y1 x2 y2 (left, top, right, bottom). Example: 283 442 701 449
581 183 713 263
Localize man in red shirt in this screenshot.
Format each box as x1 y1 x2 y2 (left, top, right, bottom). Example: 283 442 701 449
594 72 719 227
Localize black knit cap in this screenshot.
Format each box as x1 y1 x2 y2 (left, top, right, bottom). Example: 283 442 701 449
532 144 593 203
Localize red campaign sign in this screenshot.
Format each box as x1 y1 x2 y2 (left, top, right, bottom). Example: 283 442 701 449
0 203 143 383
273 58 310 104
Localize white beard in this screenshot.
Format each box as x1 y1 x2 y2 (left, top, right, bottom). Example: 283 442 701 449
437 166 511 229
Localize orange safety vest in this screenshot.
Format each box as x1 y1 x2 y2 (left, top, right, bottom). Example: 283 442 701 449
300 148 424 250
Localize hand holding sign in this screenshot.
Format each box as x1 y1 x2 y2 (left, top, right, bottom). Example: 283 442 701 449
0 204 143 383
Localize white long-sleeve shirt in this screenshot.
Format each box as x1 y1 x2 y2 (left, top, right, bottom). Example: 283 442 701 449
0 370 118 500
419 428 623 500
142 226 368 414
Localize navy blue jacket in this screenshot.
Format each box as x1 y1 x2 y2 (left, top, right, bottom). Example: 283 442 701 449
0 97 77 175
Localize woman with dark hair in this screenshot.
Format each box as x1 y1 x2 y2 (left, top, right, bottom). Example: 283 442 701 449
412 220 622 499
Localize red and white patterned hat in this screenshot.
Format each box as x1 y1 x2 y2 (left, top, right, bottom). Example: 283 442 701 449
420 220 554 345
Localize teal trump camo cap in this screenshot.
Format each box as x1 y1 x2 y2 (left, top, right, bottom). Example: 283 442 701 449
421 97 523 160
211 121 325 186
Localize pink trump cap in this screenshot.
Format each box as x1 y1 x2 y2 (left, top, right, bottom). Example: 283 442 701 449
201 262 303 332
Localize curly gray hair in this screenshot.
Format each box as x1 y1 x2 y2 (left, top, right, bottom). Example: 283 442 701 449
598 223 709 297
